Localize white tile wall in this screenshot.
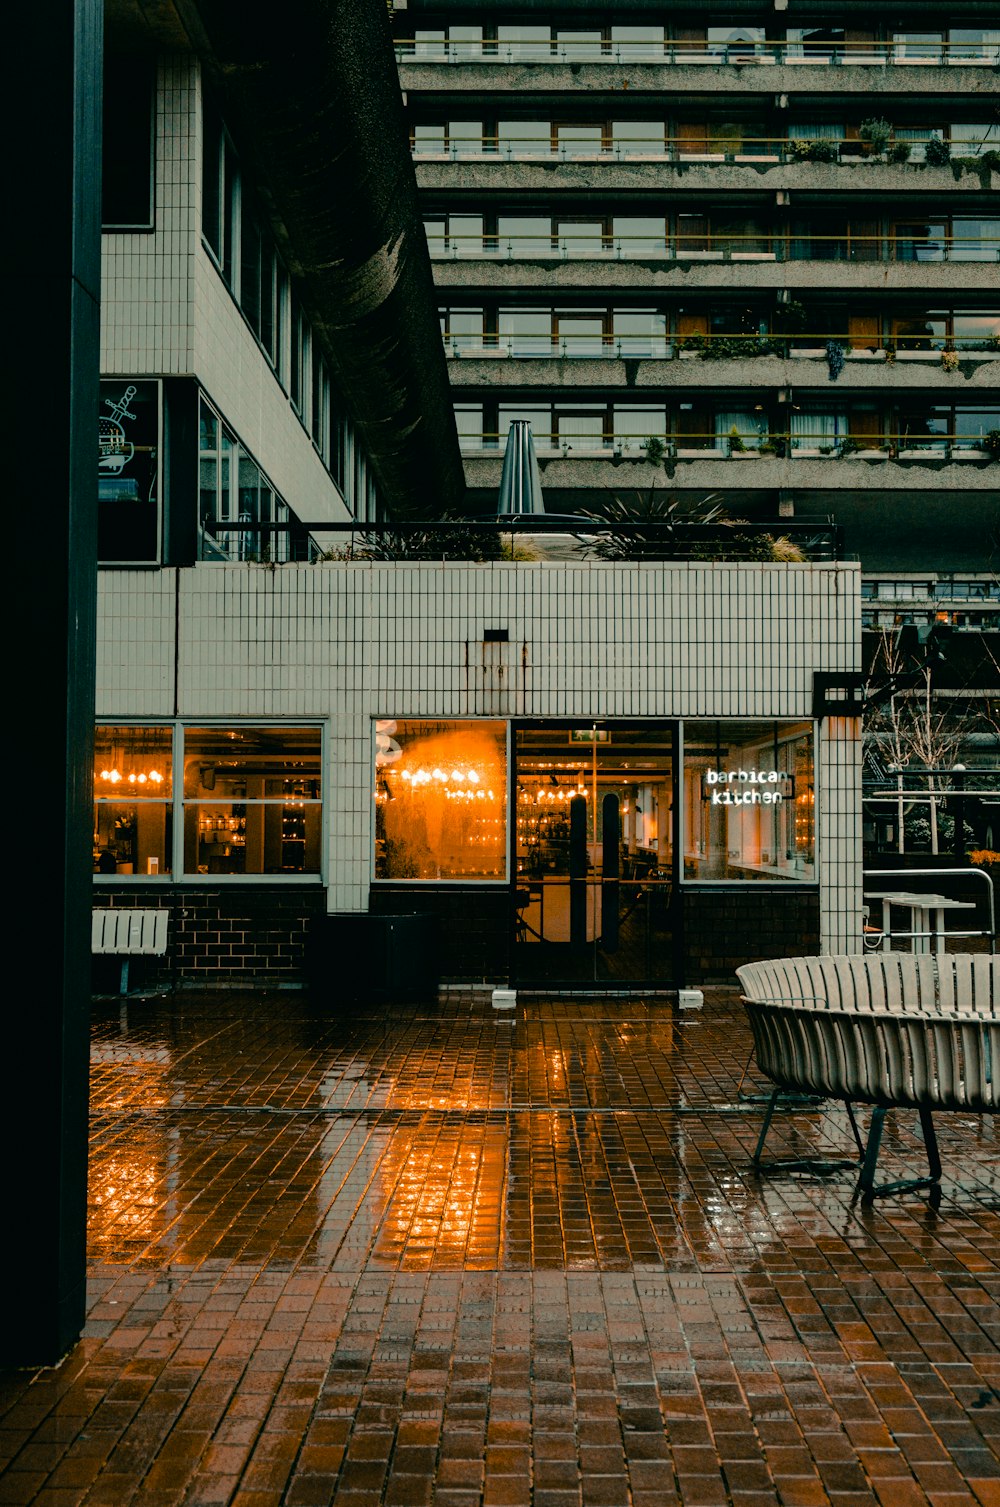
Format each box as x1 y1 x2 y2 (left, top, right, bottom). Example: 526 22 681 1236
98 560 862 946
101 56 350 526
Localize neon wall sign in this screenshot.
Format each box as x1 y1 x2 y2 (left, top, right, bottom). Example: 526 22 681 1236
703 769 790 806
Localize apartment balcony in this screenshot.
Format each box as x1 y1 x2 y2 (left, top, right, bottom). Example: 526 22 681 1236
433 256 998 296
415 156 987 198
398 56 1000 101
461 448 1000 493
445 344 1000 393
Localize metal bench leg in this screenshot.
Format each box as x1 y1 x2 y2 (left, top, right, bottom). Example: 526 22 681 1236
859 1107 887 1199
845 1101 865 1160
752 1089 780 1167
919 1107 942 1184
860 1106 943 1202
119 959 130 996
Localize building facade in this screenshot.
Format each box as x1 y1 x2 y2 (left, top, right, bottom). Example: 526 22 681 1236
395 4 1000 613
94 0 867 992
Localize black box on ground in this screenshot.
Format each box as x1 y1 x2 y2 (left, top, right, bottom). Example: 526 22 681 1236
306 913 439 1004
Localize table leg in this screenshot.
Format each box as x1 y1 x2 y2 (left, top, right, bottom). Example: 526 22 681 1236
932 905 946 954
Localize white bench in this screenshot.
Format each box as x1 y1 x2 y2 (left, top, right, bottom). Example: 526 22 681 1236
92 909 169 995
736 954 1000 1199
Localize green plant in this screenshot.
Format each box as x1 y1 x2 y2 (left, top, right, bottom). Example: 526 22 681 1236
789 138 837 163
859 117 892 156
984 430 1000 460
728 425 747 453
924 135 951 167
825 341 847 381
774 298 809 334
643 435 666 466
576 492 804 562
838 436 862 456
883 343 897 364
759 433 788 458
887 140 912 165
941 348 960 372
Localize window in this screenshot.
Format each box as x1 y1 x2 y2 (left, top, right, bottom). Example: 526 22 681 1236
102 58 154 229
99 379 161 564
683 722 815 882
183 727 322 876
94 726 173 876
199 395 297 561
375 720 508 880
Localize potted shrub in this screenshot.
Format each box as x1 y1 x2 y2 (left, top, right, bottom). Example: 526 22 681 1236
984 430 1000 461
925 136 951 167
887 140 912 165
859 117 892 158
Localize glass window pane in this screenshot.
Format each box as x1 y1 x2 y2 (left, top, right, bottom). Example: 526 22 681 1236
375 720 508 880
683 721 815 881
182 727 321 876
498 121 550 158
94 725 173 876
612 121 664 157
499 309 553 355
498 216 551 254
613 217 667 253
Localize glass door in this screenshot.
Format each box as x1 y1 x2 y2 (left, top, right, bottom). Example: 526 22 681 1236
512 722 677 986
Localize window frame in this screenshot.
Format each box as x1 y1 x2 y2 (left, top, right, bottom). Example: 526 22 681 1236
93 721 326 885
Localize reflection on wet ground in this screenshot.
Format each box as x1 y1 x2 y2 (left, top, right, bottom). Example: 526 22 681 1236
3 990 1000 1505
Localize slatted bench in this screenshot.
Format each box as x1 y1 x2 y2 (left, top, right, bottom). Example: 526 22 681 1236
735 954 1000 1200
92 909 169 995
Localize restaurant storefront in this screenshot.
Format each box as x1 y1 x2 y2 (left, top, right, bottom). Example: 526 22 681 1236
95 560 860 990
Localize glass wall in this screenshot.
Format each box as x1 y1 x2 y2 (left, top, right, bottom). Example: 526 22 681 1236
94 725 322 880
374 720 508 880
683 721 815 882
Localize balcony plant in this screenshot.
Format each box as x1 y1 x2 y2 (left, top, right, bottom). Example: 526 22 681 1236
825 341 847 381
984 430 1000 461
838 436 862 456
887 140 913 165
924 136 951 167
941 348 960 372
576 491 805 562
859 117 892 158
789 138 838 164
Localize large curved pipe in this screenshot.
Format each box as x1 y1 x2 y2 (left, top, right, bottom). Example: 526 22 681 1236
184 0 466 517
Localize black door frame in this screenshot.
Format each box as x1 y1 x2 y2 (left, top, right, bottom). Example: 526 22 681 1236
509 717 684 989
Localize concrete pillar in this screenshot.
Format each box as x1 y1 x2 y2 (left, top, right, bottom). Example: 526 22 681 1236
2 2 102 1364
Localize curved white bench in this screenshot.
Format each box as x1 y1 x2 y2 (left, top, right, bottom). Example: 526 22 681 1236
735 955 1000 1199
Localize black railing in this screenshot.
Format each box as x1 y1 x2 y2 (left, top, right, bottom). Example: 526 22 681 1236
199 517 844 564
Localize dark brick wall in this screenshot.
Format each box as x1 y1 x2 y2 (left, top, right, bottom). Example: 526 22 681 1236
93 887 327 987
369 885 510 982
680 887 821 986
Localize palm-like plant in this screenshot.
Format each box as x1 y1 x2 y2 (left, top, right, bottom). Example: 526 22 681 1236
575 491 803 561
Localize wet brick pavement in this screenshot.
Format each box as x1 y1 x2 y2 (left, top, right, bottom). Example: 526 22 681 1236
3 988 1000 1505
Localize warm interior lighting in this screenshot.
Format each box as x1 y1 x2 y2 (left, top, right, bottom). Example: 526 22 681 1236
375 721 507 880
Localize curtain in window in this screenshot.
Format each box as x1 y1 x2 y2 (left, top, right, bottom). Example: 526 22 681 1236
715 411 763 450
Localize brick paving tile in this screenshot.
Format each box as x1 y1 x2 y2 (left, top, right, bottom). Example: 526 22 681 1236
3 991 1000 1505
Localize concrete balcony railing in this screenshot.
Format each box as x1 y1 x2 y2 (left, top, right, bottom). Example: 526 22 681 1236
397 38 1000 68
398 58 1000 99
460 444 1000 493
445 344 1000 392
433 259 999 295
416 157 988 195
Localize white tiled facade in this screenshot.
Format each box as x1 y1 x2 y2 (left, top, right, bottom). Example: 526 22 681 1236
97 560 863 953
101 57 349 525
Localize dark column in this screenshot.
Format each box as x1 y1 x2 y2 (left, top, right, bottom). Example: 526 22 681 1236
2 3 102 1364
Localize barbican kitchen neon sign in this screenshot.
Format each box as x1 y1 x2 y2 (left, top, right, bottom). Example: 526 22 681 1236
703 769 790 806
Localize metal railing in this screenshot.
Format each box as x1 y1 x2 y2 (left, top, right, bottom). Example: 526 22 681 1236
457 430 998 460
413 132 984 164
863 866 996 950
427 233 1000 263
397 38 1000 66
197 517 843 565
443 331 1000 360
